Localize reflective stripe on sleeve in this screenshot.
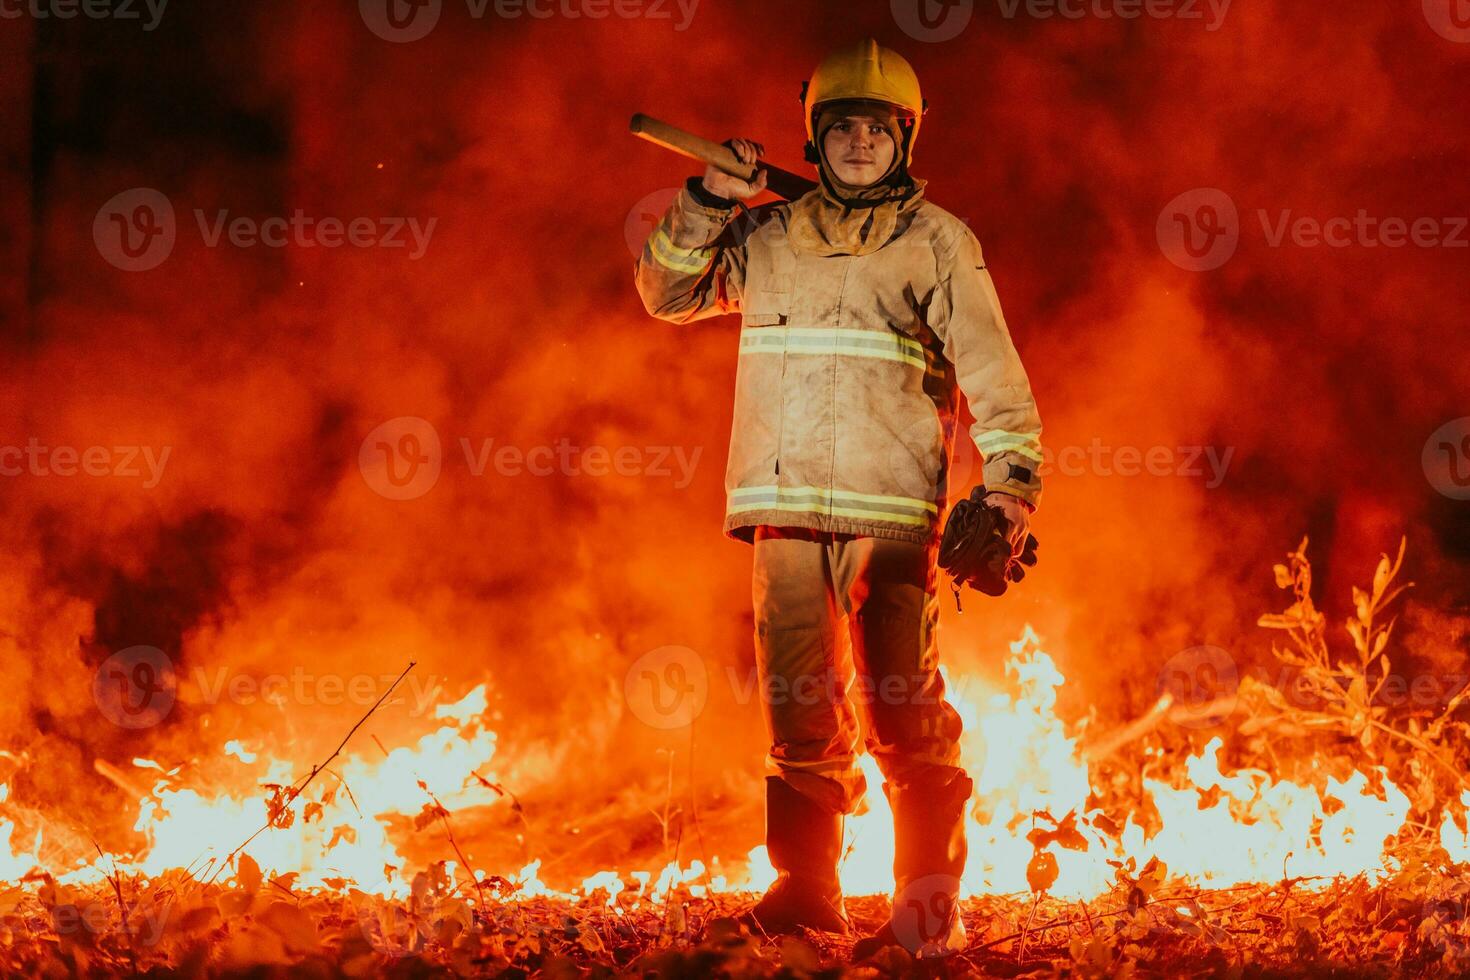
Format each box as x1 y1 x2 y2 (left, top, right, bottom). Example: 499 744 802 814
975 429 1044 462
648 227 714 275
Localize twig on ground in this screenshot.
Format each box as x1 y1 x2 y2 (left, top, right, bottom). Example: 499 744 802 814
205 661 416 884
421 782 489 912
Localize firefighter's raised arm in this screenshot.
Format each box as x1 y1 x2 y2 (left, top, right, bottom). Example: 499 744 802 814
634 138 767 323
929 227 1045 510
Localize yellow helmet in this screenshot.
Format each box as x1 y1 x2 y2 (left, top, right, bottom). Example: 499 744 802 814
802 38 926 167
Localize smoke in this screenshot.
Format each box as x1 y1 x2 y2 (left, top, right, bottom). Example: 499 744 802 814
1 0 1466 874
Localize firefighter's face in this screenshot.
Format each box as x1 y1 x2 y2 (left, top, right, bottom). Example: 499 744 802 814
822 114 897 187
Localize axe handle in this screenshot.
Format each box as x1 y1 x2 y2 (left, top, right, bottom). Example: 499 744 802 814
629 113 817 202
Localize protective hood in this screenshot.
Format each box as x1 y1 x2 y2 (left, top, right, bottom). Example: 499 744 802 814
788 99 926 257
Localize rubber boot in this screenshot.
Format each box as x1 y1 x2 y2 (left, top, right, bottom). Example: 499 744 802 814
741 776 851 936
852 769 973 960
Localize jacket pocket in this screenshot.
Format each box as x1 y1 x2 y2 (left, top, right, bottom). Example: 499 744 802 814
742 267 791 322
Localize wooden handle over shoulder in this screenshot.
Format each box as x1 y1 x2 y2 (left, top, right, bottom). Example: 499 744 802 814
629 113 817 202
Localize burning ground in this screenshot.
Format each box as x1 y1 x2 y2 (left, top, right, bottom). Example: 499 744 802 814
1 0 1469 976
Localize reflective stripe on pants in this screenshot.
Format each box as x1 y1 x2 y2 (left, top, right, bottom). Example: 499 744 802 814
751 525 965 815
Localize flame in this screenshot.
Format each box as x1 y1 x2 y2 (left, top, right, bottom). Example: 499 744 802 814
0 628 1458 905
745 627 1431 901
1440 791 1470 865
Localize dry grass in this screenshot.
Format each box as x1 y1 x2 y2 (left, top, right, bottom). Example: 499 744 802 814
5 537 1468 977
6 860 1470 977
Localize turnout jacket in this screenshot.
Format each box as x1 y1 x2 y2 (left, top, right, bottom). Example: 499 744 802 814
635 179 1044 545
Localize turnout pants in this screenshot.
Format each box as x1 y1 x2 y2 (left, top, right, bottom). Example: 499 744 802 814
751 525 966 815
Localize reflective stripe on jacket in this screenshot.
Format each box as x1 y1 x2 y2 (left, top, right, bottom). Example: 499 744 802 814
635 179 1043 545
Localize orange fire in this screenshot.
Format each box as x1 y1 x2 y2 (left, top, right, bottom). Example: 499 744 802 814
0 626 1446 910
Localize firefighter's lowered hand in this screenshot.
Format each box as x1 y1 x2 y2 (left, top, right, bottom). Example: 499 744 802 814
703 138 769 201
983 491 1032 556
939 487 1039 601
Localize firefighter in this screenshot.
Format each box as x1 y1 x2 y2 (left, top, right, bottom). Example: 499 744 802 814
634 38 1043 956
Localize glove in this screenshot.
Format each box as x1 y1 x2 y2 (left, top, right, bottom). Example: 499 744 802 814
937 487 1041 607
1008 531 1040 582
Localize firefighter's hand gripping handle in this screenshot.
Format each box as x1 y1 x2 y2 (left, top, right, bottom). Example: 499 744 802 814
629 113 818 202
